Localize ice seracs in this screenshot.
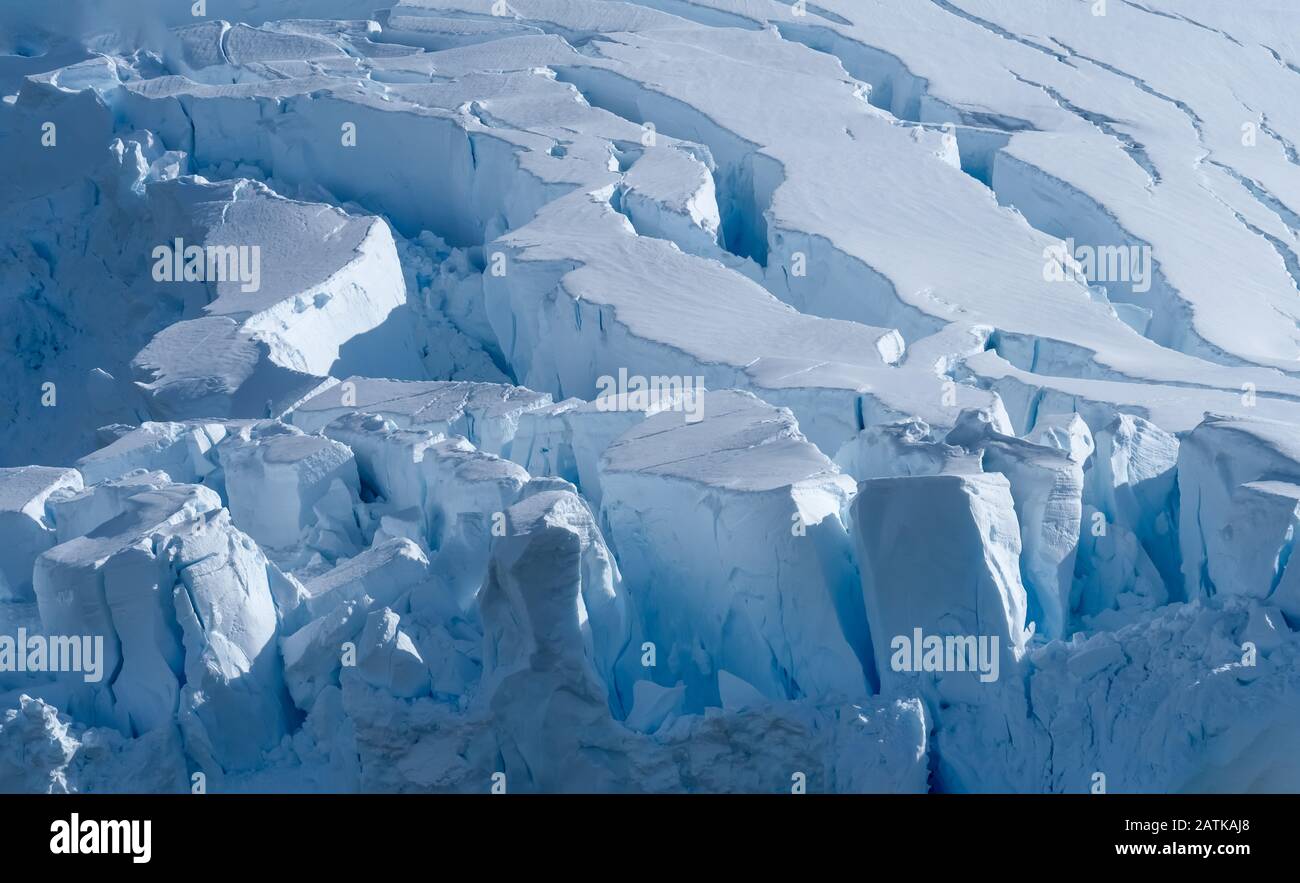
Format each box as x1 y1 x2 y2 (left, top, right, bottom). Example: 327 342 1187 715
599 389 871 709
299 537 432 623
75 422 228 487
219 424 361 554
172 508 294 774
978 428 1086 642
1177 415 1300 605
1086 413 1181 598
339 477 928 793
616 144 723 259
322 413 529 609
289 376 552 455
5 0 1300 795
0 468 84 602
32 477 294 776
480 485 631 718
852 472 1030 701
131 179 417 421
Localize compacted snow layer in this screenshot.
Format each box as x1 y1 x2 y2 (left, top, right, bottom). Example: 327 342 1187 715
3 0 1300 793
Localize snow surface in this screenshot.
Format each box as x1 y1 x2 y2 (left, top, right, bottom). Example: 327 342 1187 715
3 0 1300 793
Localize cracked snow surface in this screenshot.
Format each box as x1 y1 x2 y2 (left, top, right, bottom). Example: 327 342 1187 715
2 0 1300 793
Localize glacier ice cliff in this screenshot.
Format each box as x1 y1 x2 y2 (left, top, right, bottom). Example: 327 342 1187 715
2 0 1300 793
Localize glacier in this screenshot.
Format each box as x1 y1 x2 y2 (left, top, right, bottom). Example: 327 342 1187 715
2 0 1300 794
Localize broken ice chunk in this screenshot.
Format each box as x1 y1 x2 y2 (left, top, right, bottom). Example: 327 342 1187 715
48 470 175 543
0 695 188 794
301 537 432 621
132 315 336 421
618 145 723 259
324 414 529 609
172 509 294 774
851 472 1030 700
1026 412 1095 466
290 376 552 455
1087 413 1180 596
0 466 83 602
623 680 686 734
833 417 977 481
31 485 292 776
599 389 870 711
33 484 214 734
131 178 419 420
75 421 228 486
281 599 370 712
355 608 430 700
1178 415 1300 603
717 670 769 712
220 427 360 552
982 436 1084 641
506 392 689 509
483 485 632 714
1074 504 1167 629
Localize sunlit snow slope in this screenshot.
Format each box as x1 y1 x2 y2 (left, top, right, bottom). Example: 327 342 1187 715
2 0 1300 793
